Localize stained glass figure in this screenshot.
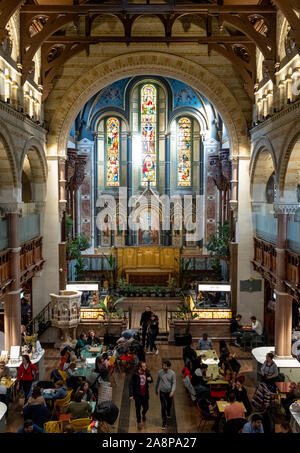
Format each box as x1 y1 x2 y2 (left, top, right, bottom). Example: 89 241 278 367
141 84 156 186
178 117 192 187
106 117 120 186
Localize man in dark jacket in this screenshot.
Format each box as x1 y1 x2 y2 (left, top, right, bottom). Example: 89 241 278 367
230 314 243 346
182 341 197 371
140 306 153 348
129 361 153 430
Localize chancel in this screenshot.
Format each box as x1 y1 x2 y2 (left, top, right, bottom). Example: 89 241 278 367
0 0 299 436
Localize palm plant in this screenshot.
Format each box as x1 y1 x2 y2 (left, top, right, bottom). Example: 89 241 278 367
101 253 120 293
66 233 90 280
99 295 125 336
206 221 231 280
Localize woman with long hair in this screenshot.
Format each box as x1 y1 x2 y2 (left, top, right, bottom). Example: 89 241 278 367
17 355 37 404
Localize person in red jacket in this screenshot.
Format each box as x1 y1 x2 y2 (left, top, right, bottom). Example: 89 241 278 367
17 355 37 404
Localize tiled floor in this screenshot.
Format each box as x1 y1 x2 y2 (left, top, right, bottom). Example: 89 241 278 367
4 342 287 433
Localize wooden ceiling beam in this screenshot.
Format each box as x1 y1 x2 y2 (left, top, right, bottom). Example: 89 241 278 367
43 35 252 44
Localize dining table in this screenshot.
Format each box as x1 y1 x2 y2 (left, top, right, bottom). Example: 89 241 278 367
196 350 219 379
216 400 246 413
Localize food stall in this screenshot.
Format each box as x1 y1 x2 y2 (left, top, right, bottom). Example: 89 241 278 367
192 283 232 320
66 282 107 322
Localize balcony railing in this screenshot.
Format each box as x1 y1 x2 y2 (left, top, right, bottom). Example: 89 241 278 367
288 221 300 255
0 218 8 251
19 214 40 244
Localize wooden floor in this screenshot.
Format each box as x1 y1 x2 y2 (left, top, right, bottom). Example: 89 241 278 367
5 342 287 433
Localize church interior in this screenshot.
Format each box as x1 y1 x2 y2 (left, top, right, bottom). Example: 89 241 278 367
0 0 300 436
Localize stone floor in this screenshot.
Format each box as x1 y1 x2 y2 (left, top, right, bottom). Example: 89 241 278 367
5 342 287 433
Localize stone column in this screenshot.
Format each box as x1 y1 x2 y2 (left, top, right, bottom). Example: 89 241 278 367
1 203 22 351
273 203 298 358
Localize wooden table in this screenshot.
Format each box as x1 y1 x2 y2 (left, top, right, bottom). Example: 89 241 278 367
216 401 246 413
0 378 17 400
242 326 253 332
207 380 228 385
196 350 218 360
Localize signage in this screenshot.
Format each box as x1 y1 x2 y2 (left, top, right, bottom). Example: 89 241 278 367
66 283 99 291
198 284 231 292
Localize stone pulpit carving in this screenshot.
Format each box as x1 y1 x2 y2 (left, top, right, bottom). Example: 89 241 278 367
50 290 81 348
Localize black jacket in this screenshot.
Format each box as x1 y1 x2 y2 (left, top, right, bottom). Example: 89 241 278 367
183 346 197 363
140 311 153 329
129 369 153 399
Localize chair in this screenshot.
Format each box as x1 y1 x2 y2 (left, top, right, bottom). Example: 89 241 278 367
44 420 63 433
52 389 73 419
252 329 267 348
196 403 216 432
69 417 92 432
58 370 67 384
240 332 253 351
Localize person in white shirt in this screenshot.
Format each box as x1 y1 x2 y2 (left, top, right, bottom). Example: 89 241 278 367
250 316 263 336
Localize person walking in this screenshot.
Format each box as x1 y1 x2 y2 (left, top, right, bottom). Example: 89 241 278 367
155 360 176 430
17 355 37 404
147 313 159 355
140 306 153 349
129 361 153 430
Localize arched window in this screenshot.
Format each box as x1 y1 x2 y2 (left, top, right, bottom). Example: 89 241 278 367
106 117 120 187
177 117 192 187
141 84 157 187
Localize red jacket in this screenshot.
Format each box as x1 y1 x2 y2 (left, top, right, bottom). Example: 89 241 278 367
17 362 37 382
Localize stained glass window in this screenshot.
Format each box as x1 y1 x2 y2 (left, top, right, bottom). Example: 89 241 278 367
177 117 192 187
141 84 156 186
106 117 120 186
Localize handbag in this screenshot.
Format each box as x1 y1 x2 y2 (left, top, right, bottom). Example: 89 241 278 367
98 382 112 404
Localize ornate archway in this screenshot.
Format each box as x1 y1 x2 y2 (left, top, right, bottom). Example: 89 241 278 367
46 52 250 159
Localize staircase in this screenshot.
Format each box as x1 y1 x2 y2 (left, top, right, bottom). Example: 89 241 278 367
26 301 52 337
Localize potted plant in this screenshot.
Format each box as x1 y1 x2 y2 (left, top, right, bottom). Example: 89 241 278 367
66 233 90 281
99 295 125 345
174 294 197 346
206 220 231 280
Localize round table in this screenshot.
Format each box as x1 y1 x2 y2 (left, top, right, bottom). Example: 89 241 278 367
0 402 7 433
290 403 300 433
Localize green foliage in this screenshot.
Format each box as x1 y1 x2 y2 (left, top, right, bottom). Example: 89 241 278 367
176 294 198 334
211 258 222 282
65 214 73 237
66 234 90 260
74 257 87 281
206 221 230 260
101 253 120 292
99 295 124 334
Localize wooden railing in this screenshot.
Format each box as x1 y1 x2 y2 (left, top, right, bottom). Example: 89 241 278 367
253 236 300 288
0 249 10 283
0 237 44 291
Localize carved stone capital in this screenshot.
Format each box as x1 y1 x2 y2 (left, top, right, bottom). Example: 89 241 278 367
273 203 300 216
0 202 23 216
59 200 67 222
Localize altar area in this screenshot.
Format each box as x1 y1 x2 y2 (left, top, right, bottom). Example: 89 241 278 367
116 246 180 285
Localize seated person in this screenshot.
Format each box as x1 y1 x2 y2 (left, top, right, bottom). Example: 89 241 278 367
281 381 300 419
197 333 213 351
183 343 197 371
250 316 263 336
87 330 101 347
224 392 245 422
24 386 46 407
101 353 110 370
66 390 92 420
190 356 202 375
22 402 50 428
259 352 278 391
191 363 210 395
0 360 10 379
74 333 88 358
227 376 252 416
17 419 46 433
43 380 68 401
230 314 244 346
76 381 95 402
242 413 264 433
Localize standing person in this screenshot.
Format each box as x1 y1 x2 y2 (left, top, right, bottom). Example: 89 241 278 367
140 306 153 349
156 360 176 430
21 298 31 327
147 313 159 355
129 361 153 430
17 355 37 404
